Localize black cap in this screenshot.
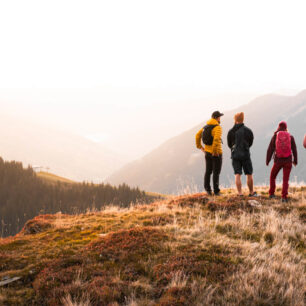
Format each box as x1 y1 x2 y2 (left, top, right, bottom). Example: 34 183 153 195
212 111 224 118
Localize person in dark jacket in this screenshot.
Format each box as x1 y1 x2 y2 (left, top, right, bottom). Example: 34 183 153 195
227 112 256 197
266 121 298 202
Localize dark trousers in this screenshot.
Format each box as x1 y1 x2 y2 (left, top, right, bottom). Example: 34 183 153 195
204 153 222 194
269 161 292 199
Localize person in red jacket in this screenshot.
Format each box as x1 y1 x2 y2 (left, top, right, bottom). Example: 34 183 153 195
266 121 298 202
304 134 306 148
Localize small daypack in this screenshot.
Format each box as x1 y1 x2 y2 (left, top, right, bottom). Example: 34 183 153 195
202 125 217 145
275 131 292 158
231 126 250 160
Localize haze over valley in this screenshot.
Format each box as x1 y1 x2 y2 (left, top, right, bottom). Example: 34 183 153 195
0 112 127 182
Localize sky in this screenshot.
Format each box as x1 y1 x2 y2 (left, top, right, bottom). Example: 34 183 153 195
0 0 306 159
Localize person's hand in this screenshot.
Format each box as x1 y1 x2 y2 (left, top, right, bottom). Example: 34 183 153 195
201 148 205 153
293 162 297 167
266 162 269 166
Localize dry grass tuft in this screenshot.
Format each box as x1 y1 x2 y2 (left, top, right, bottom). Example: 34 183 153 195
21 215 56 235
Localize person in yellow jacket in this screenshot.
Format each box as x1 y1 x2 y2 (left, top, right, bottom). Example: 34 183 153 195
195 110 223 195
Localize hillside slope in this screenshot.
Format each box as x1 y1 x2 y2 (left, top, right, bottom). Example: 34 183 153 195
37 171 167 199
108 91 306 194
37 171 75 184
0 187 305 305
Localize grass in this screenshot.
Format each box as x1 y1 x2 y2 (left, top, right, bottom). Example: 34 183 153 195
37 171 76 184
0 186 305 305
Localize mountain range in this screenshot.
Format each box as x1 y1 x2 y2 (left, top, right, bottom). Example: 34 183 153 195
108 91 306 194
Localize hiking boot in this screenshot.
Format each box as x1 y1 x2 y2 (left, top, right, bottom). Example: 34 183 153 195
214 192 222 196
281 198 289 203
206 191 213 196
269 194 276 199
249 192 258 197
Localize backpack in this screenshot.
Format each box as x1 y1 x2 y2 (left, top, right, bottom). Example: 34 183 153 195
202 125 217 145
231 126 250 160
275 131 292 158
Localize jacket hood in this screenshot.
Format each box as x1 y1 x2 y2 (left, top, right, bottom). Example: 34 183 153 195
206 118 219 125
232 123 244 132
274 121 287 135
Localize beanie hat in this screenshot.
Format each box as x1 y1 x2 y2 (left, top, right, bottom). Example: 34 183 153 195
234 112 244 124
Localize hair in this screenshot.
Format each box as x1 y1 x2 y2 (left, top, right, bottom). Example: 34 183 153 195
234 112 244 124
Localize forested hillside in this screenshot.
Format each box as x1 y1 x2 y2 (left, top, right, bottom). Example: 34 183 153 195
0 158 154 237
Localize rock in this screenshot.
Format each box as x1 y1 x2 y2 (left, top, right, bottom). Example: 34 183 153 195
0 276 21 287
248 200 261 207
99 233 108 237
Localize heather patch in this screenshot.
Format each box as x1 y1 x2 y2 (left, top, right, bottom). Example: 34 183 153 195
153 243 241 287
85 227 169 262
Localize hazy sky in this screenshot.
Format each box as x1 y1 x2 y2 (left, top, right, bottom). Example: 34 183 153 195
0 0 306 159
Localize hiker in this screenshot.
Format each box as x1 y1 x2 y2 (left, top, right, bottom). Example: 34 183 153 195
304 134 306 148
227 112 257 197
196 110 223 196
266 121 298 203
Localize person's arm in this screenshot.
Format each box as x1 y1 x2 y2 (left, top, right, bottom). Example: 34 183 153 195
227 129 233 149
266 135 276 165
212 125 222 155
291 136 298 165
248 129 254 147
303 134 306 148
195 128 204 150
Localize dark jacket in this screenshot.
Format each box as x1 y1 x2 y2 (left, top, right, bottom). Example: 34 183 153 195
266 133 298 165
227 124 254 159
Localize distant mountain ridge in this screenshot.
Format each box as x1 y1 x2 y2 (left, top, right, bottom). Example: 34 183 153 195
0 113 127 181
108 91 306 194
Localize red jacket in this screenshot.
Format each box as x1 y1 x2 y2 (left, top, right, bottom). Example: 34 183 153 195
266 133 298 165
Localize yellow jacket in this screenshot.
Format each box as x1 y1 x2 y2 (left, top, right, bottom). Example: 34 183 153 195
195 118 223 155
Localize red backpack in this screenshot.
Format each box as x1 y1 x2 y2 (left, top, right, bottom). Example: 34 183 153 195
275 131 292 158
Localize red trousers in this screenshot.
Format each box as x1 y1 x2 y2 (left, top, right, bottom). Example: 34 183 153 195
269 162 292 199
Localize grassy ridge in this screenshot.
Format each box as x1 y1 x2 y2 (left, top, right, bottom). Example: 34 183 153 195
0 187 305 305
37 171 168 199
37 171 75 184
